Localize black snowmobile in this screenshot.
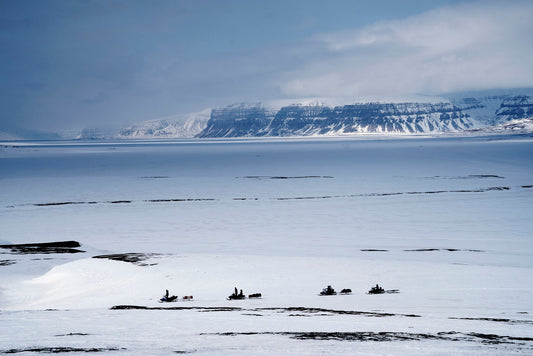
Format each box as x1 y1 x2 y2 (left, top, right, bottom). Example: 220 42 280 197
367 284 385 294
160 295 178 302
228 287 246 300
160 289 178 302
319 285 337 296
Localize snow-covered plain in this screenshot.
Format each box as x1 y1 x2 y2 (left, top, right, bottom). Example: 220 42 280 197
1 135 532 354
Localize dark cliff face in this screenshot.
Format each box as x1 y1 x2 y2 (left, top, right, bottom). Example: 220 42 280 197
495 96 533 123
196 105 274 137
268 105 334 136
195 95 533 138
197 102 475 137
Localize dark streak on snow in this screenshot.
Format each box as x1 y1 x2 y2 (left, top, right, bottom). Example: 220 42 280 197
0 347 123 353
404 248 484 252
111 305 243 312
0 259 16 266
110 305 419 318
0 241 84 255
255 307 418 318
275 187 510 201
14 186 511 209
426 175 505 180
55 333 90 337
146 199 216 203
237 176 334 180
93 253 161 266
34 201 86 207
206 331 533 346
449 316 533 325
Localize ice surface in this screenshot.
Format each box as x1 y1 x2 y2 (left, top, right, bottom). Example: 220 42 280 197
1 136 532 354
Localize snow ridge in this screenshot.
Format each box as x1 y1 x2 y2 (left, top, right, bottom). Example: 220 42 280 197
115 109 210 139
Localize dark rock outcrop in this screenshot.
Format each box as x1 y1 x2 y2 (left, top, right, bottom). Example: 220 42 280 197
197 102 477 137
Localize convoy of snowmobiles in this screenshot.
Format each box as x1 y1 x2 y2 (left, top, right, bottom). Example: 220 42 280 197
158 284 397 303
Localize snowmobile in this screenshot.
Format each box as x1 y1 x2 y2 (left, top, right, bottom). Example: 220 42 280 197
319 285 337 296
159 295 178 302
160 289 178 302
228 288 246 300
367 284 385 294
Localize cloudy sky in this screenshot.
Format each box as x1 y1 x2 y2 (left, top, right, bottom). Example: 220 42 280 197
1 0 532 134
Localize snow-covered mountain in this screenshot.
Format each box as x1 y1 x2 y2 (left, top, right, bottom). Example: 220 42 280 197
195 91 533 138
115 109 210 139
447 89 533 125
106 89 533 139
197 102 478 137
494 96 533 124
465 117 533 135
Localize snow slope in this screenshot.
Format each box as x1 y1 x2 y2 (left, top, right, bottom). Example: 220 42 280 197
115 109 210 138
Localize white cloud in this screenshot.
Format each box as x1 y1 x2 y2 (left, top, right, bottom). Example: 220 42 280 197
279 1 533 98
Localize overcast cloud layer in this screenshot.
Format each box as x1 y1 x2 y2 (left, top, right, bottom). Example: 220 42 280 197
282 1 533 98
0 0 532 134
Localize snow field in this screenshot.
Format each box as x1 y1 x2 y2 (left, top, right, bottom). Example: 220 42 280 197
1 136 532 354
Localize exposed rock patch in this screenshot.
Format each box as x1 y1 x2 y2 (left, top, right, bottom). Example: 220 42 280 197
0 241 84 254
92 253 161 266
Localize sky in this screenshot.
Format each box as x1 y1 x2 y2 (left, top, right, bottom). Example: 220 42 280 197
1 0 532 135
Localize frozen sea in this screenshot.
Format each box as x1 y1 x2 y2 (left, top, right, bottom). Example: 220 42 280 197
1 135 532 354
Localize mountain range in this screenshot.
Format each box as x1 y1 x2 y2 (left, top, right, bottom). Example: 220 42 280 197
117 90 533 139
1 90 532 140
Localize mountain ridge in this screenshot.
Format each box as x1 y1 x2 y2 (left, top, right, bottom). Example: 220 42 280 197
195 93 533 138
2 90 532 140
